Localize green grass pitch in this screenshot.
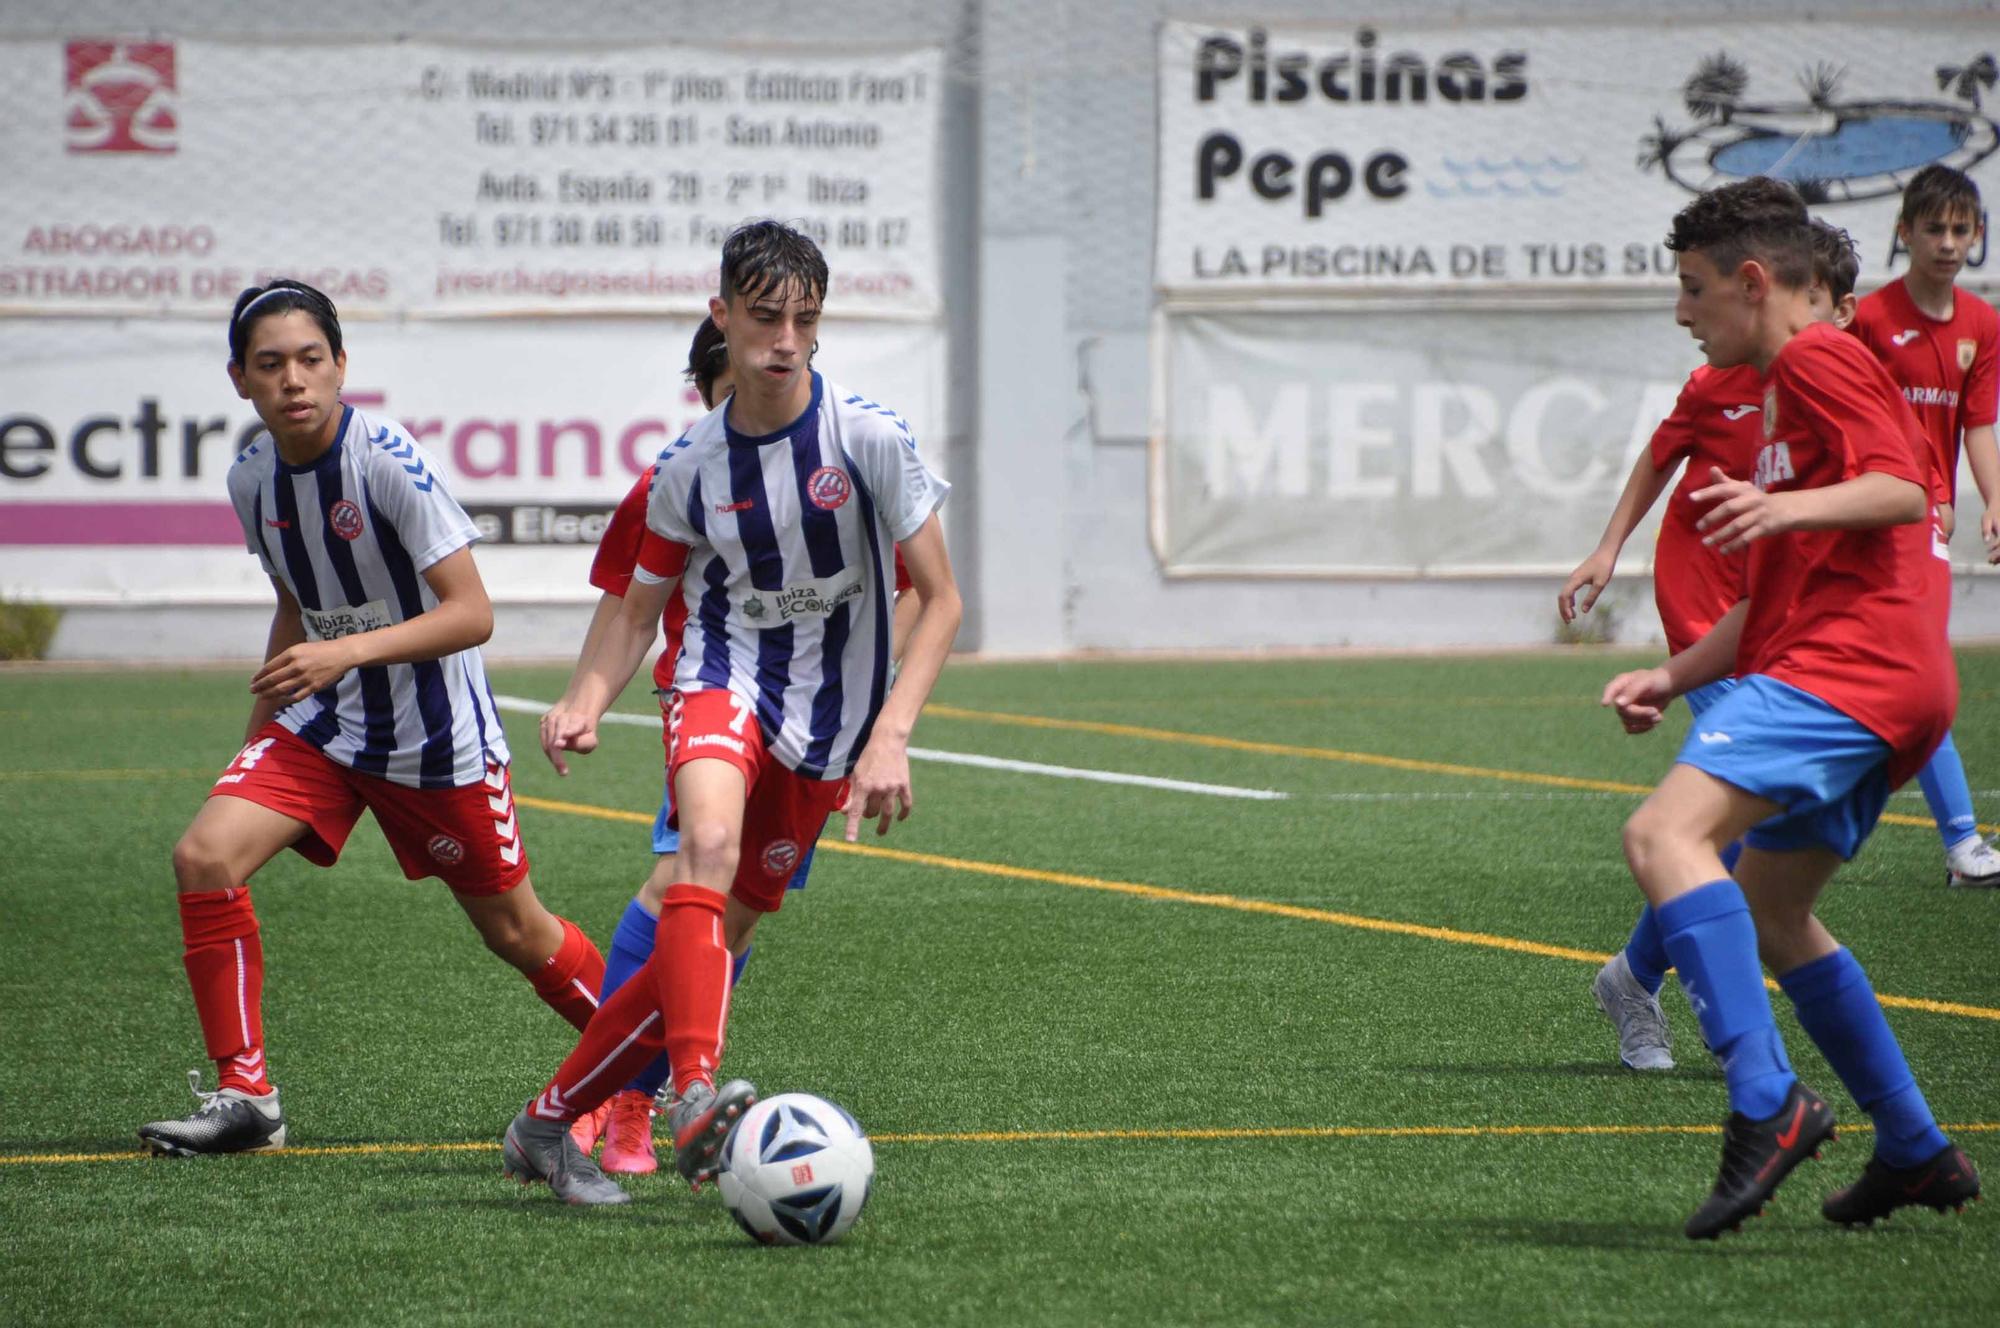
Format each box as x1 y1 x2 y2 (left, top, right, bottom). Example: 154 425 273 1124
2 650 1995 1326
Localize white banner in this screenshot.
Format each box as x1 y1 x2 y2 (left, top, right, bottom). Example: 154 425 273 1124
2 38 941 316
1150 304 1986 577
1157 20 2000 293
0 317 945 602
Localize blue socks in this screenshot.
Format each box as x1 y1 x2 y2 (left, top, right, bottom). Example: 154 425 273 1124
1622 841 1742 995
1917 732 1978 850
601 895 755 1101
1657 879 1794 1119
1779 948 1948 1168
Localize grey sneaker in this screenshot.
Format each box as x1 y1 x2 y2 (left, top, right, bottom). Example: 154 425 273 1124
667 1078 757 1191
1592 951 1675 1071
138 1070 286 1157
502 1111 632 1206
1946 834 2000 888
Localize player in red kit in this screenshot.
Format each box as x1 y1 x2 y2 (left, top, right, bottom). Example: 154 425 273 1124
1561 221 1860 1072
1848 164 2000 887
1602 179 1978 1237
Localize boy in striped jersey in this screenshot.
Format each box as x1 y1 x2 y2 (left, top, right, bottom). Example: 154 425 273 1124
138 281 606 1157
554 319 925 1175
502 220 962 1205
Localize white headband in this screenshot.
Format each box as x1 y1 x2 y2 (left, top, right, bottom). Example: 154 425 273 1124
233 287 296 326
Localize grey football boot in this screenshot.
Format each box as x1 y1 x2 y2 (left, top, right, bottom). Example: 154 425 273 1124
138 1071 287 1157
1592 950 1675 1071
502 1111 632 1206
667 1078 758 1191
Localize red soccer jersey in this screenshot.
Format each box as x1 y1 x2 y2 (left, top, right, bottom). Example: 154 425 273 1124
1848 277 1999 507
1738 322 1956 787
591 466 914 694
1647 363 1762 656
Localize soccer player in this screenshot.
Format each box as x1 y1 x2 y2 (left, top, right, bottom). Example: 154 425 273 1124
1848 164 2000 888
137 280 606 1157
1602 179 1979 1238
500 220 960 1206
549 320 928 1175
1563 220 1860 1072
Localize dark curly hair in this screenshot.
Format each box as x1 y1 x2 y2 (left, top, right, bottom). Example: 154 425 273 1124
228 279 342 366
1808 218 1859 302
684 316 729 408
719 219 828 309
1665 177 1813 290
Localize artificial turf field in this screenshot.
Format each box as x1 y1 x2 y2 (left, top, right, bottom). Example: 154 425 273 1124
2 650 1996 1327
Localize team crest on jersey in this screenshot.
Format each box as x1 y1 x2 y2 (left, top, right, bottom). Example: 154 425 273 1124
427 834 465 865
807 466 851 511
1761 385 1777 441
328 499 365 541
761 839 801 878
1961 339 1979 373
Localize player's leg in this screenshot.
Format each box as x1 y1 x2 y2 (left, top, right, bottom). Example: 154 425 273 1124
1918 733 2000 886
1735 841 1981 1223
142 729 362 1156
362 756 606 1031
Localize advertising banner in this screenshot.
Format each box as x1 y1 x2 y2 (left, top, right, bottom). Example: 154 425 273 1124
1157 19 2000 293
0 317 945 601
1 38 942 316
1150 303 1985 576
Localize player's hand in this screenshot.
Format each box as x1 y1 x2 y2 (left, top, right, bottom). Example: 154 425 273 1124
250 639 356 704
1692 467 1792 555
1601 666 1674 735
539 704 599 776
841 741 912 841
1558 549 1617 623
1980 506 2000 564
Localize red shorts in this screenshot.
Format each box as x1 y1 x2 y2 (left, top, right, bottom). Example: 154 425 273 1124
666 688 848 913
207 723 531 896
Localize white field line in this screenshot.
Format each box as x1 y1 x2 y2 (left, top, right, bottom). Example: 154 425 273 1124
490 694 1290 802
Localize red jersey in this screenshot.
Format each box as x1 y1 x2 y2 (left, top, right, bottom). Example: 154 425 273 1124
1740 322 1955 787
590 465 913 695
1848 277 1999 507
1647 364 1761 655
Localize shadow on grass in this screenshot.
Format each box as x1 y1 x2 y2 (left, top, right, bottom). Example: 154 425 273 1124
1372 1214 1819 1255
1392 1061 1724 1082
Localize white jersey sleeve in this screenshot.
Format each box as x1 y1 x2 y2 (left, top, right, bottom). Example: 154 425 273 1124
226 434 279 575
353 417 479 572
840 403 949 541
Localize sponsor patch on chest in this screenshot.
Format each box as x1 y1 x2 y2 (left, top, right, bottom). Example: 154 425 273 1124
301 598 392 640
737 570 865 626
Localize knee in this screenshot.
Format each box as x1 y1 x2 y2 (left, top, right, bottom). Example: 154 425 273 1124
1620 805 1674 879
171 830 229 892
677 819 740 883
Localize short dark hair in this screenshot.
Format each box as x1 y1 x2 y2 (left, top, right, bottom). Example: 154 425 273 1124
1808 219 1860 302
684 316 729 407
718 219 828 308
228 279 342 366
1899 164 1982 228
1665 177 1814 290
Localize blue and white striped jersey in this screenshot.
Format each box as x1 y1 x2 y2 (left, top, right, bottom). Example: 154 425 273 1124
226 405 510 788
638 373 949 780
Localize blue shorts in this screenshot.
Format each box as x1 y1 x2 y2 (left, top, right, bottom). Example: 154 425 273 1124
1682 676 1739 720
1674 674 1892 860
651 749 815 893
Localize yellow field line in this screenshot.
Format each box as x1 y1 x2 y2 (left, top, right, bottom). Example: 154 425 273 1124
922 703 1994 834
514 795 2000 1024
9 1121 1997 1168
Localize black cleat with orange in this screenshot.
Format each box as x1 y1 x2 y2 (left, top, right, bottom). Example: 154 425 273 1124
1823 1144 1981 1226
1685 1080 1836 1240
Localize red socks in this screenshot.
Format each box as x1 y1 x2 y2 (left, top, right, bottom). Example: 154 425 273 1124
654 884 733 1096
527 959 669 1121
178 888 270 1095
529 916 606 1032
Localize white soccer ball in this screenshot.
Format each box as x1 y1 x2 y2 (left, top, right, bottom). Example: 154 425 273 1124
718 1092 875 1246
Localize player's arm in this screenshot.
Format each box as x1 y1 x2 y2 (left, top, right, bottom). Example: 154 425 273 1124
844 514 961 840
542 533 684 767
1559 450 1676 622
539 592 625 774
244 578 310 740
1690 466 1926 556
1601 599 1747 734
1967 424 2000 562
249 547 494 705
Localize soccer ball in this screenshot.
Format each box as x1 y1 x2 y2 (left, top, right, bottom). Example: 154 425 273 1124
718 1092 875 1246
